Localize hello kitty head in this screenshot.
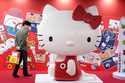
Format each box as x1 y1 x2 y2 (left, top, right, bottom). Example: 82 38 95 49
38 4 102 55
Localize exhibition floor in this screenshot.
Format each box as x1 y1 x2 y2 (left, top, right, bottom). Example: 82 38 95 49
0 68 125 83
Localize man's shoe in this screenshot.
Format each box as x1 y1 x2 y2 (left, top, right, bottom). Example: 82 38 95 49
13 74 19 78
24 74 32 77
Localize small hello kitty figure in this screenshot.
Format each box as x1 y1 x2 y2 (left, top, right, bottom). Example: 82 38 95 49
38 4 102 81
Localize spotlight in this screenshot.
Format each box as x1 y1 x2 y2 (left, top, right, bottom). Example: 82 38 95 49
104 0 115 5
15 0 27 4
59 0 72 5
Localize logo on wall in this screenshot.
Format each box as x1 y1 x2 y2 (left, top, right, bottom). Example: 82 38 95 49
98 30 116 52
109 19 120 30
0 38 15 54
31 23 38 32
5 38 15 49
0 25 7 42
26 12 42 23
4 14 23 36
26 12 42 32
0 43 7 54
102 56 117 69
0 25 4 32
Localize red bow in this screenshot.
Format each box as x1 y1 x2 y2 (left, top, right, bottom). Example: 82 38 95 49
72 5 102 29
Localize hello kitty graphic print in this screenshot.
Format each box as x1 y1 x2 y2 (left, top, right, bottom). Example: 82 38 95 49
38 4 102 81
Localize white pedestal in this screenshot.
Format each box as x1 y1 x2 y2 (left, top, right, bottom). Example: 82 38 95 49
35 72 103 83
113 72 125 80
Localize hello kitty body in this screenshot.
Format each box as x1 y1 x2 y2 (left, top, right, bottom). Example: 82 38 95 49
38 4 101 80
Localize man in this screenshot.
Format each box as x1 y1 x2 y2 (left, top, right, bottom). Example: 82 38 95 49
13 20 32 78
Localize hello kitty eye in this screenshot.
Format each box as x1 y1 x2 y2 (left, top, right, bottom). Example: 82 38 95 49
87 37 91 43
49 36 53 42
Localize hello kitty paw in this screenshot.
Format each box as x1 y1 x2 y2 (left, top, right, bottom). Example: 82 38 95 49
48 64 55 78
66 59 76 76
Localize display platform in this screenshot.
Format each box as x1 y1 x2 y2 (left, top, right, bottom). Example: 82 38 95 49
35 72 103 83
113 72 125 80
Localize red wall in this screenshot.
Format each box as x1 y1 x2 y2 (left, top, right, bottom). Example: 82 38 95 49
0 0 125 26
97 0 125 27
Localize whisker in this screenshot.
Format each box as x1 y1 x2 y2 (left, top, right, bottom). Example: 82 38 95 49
96 40 101 42
38 34 43 36
39 44 45 47
38 40 43 41
97 35 101 37
95 45 98 48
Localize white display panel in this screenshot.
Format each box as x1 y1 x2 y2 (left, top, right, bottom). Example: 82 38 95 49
35 72 103 83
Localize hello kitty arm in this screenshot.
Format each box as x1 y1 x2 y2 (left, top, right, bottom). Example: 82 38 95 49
48 53 57 64
48 63 55 79
66 59 76 76
48 53 57 78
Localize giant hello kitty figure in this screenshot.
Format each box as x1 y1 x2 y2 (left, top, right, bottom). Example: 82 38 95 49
38 4 102 81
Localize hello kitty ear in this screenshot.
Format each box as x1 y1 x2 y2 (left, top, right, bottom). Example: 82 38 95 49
42 5 58 15
85 5 99 16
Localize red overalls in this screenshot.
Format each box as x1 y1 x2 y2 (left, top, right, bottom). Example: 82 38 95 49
54 56 81 81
